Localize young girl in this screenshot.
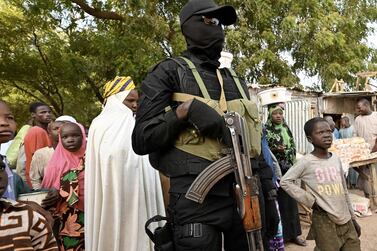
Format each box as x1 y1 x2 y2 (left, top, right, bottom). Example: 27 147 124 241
42 122 86 250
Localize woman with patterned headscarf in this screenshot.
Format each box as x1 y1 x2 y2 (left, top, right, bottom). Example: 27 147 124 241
265 103 306 246
85 76 165 251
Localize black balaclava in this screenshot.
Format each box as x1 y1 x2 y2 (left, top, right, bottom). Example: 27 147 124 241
182 15 224 66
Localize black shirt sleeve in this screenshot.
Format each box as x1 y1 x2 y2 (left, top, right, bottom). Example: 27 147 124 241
132 60 188 155
253 155 277 197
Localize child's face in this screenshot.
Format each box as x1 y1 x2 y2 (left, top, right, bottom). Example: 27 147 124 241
0 161 8 198
0 102 17 144
308 121 333 149
340 118 349 128
271 109 284 125
48 121 64 144
60 123 83 152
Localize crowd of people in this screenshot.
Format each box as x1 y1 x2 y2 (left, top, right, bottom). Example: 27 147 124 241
0 0 376 251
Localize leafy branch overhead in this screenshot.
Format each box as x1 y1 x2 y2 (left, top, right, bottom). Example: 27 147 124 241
70 0 124 20
0 0 376 125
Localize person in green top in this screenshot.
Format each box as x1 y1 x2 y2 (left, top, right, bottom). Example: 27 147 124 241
5 124 31 169
265 103 306 246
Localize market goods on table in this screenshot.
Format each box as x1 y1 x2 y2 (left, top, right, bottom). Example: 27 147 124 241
329 137 377 173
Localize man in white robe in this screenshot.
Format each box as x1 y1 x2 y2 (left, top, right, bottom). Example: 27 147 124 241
85 76 165 251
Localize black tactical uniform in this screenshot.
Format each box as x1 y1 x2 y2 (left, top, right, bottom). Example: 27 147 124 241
132 1 278 250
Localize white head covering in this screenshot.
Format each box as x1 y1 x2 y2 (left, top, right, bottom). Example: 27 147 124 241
55 115 77 123
85 89 165 250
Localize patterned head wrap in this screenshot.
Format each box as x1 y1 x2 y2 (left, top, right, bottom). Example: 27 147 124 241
268 105 283 116
103 76 135 100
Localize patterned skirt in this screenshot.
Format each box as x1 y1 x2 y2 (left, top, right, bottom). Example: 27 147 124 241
268 200 285 251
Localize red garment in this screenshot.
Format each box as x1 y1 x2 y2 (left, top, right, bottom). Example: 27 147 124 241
24 126 51 187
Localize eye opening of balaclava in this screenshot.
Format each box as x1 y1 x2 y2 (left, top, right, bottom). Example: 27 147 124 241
181 15 225 62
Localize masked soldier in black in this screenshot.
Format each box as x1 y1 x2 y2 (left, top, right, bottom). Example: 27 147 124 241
132 0 279 250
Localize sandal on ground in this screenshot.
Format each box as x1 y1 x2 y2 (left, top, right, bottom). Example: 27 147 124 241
293 237 307 246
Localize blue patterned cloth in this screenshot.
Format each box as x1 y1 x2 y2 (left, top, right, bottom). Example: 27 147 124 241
268 200 285 250
1 155 16 200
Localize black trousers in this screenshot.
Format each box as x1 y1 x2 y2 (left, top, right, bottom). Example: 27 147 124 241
168 192 249 251
277 188 301 241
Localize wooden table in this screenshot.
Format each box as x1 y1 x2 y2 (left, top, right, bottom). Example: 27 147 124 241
350 157 377 209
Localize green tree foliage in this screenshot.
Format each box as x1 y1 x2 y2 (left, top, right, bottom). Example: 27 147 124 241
0 0 376 125
226 0 377 89
0 0 186 125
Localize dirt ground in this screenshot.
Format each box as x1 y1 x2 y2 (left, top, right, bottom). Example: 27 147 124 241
286 190 377 251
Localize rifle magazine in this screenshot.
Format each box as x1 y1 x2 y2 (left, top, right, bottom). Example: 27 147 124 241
185 155 234 203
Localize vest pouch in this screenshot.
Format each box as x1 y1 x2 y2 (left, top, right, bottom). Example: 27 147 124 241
174 98 225 162
174 127 224 161
176 127 204 146
227 99 262 157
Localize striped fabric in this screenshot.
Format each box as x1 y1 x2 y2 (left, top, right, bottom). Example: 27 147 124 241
103 76 135 99
0 199 58 251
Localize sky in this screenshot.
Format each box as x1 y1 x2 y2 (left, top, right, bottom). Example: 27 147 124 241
299 22 377 89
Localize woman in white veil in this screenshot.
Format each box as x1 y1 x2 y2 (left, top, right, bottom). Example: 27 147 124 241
85 76 165 251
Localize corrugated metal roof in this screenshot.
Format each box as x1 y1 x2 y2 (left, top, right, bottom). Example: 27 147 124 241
321 91 377 98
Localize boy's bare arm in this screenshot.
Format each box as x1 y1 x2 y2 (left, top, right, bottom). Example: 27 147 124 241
280 161 316 208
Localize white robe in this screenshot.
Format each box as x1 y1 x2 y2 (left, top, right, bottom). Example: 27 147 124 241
85 91 165 251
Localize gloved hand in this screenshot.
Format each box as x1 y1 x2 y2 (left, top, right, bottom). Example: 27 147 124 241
264 199 280 238
352 219 361 237
188 99 230 143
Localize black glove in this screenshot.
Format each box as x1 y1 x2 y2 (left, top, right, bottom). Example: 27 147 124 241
264 199 279 238
188 99 231 144
352 219 361 237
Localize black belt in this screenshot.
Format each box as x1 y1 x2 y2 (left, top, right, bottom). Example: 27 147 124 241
179 223 215 238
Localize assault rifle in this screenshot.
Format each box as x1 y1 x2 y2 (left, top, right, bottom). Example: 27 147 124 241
185 112 263 251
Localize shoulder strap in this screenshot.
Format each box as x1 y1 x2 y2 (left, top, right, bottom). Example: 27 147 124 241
227 68 248 100
172 92 207 103
179 57 211 99
169 57 186 69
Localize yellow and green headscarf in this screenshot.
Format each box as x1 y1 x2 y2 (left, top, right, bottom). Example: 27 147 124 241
265 103 296 170
103 76 135 100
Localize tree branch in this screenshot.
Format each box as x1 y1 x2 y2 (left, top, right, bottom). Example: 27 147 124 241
32 32 64 114
86 77 105 103
2 81 44 103
70 0 125 21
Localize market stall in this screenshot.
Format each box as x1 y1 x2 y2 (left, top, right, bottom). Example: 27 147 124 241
330 137 377 209
350 158 377 209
